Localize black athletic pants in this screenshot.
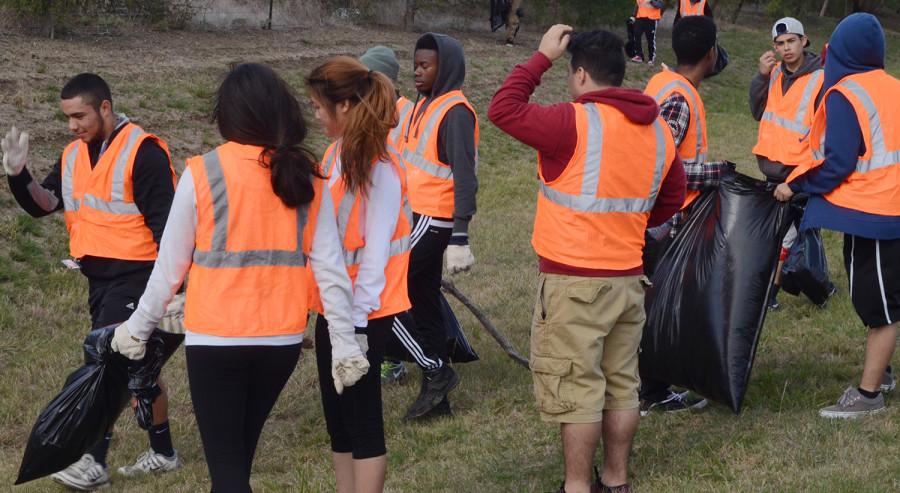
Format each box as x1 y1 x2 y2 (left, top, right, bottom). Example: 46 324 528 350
87 269 151 329
391 214 452 369
186 344 301 493
315 315 391 459
633 18 657 62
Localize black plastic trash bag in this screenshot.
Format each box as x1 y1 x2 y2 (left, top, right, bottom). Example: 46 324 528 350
16 327 183 485
490 0 510 32
625 17 638 59
385 293 479 364
640 173 794 413
781 228 834 306
707 44 729 78
130 330 185 430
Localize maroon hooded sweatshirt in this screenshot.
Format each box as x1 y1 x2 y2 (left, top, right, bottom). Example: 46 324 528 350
488 51 686 277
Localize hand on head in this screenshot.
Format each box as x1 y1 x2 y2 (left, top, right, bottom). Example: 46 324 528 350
539 24 574 62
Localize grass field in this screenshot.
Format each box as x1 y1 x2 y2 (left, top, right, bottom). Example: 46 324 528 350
1 11 900 493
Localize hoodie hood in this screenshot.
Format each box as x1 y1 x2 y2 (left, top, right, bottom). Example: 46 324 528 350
784 52 823 79
824 13 885 92
415 33 466 97
576 88 660 125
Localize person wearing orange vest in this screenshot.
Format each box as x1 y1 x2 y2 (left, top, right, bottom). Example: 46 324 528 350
1 73 180 490
107 63 367 492
775 14 900 418
489 25 685 493
359 46 417 385
750 17 827 310
391 33 479 421
631 0 663 64
641 15 731 415
674 0 711 22
307 56 412 493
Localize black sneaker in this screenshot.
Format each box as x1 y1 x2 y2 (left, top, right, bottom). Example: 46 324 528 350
767 292 780 310
403 365 460 421
640 390 707 416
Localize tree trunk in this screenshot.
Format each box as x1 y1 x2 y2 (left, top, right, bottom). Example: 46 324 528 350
730 0 746 24
404 0 417 29
819 0 829 16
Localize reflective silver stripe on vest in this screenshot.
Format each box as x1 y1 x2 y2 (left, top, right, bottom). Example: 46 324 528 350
390 100 415 145
62 143 80 211
81 194 140 214
192 149 308 268
654 78 706 164
768 65 782 92
760 69 823 135
840 79 900 174
401 95 466 180
110 127 143 202
540 111 668 213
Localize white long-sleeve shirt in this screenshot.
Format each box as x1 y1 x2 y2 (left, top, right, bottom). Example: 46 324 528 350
328 156 402 327
128 166 355 347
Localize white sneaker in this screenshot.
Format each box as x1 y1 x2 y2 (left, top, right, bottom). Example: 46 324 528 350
51 454 110 491
117 448 181 477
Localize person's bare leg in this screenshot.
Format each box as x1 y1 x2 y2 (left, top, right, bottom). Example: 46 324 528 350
332 452 355 493
353 455 387 493
562 422 602 493
598 409 639 487
859 323 898 392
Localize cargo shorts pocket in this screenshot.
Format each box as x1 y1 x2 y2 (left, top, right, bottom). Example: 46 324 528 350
531 356 576 415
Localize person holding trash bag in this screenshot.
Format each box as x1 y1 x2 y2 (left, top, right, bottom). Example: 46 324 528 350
750 17 826 310
774 13 900 417
488 25 685 493
109 63 368 492
1 73 180 490
641 15 732 415
306 56 412 493
391 33 480 421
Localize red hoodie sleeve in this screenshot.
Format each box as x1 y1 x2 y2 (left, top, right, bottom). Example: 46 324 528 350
647 154 686 227
487 51 576 181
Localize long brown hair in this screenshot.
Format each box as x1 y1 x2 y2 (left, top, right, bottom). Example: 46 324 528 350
307 56 397 195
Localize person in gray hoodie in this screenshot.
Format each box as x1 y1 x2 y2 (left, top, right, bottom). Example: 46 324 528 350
390 33 479 421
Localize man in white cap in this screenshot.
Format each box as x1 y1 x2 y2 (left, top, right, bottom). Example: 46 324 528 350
749 17 828 310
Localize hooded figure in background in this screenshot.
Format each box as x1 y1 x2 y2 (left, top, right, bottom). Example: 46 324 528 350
776 13 900 419
390 32 480 421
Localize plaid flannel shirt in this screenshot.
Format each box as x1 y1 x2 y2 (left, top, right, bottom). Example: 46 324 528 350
659 92 727 190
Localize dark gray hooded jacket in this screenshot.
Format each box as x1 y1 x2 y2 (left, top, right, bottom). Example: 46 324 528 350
410 33 478 241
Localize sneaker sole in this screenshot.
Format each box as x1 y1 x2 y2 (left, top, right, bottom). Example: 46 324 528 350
51 474 110 491
818 406 886 419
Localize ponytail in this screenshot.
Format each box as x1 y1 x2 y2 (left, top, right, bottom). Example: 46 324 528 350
307 57 398 196
266 143 320 208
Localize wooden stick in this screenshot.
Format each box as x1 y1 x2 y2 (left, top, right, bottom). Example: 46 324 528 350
441 279 530 369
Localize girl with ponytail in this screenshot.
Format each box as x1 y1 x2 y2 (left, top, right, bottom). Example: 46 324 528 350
112 63 368 492
307 56 412 493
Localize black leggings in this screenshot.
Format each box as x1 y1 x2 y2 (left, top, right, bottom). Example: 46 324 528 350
315 314 390 459
186 344 301 493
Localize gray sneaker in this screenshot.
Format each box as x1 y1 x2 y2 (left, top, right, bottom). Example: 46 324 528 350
819 386 885 419
881 370 896 393
51 454 110 490
117 448 181 477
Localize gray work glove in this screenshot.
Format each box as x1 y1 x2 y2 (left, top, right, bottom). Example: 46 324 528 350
1 126 29 177
111 321 147 360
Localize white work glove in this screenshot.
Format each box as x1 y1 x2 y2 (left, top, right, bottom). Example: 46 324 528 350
110 322 147 360
446 244 475 274
1 126 30 177
159 293 185 334
329 325 370 395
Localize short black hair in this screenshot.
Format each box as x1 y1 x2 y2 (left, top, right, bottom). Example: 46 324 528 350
415 34 438 52
672 16 717 66
566 30 625 87
60 73 112 112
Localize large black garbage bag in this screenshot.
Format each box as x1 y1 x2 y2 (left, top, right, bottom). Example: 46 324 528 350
625 17 638 59
490 0 510 32
385 293 479 364
640 173 794 413
130 331 184 430
781 228 834 306
16 327 183 485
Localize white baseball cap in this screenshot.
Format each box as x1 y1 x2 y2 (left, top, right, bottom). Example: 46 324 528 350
772 17 805 40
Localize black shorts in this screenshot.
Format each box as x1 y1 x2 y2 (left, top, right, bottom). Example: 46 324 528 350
843 234 900 328
87 269 152 329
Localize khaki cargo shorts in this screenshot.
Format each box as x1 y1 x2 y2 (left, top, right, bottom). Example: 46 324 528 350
530 273 648 423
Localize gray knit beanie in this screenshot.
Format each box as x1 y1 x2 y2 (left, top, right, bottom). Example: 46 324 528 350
360 46 400 83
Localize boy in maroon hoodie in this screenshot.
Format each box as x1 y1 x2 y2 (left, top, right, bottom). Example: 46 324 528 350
489 25 684 493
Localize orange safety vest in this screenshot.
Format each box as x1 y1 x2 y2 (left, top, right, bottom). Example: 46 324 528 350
753 63 824 171
532 102 676 270
308 140 413 318
184 141 323 337
645 69 708 209
389 96 415 152
635 0 662 20
60 122 175 261
400 90 480 218
793 70 900 215
679 0 706 16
